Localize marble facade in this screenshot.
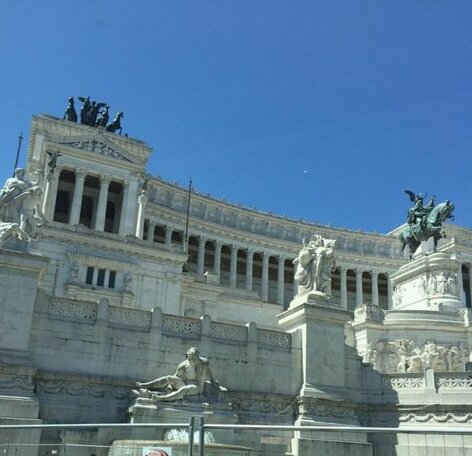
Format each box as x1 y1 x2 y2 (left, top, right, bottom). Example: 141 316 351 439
0 114 472 455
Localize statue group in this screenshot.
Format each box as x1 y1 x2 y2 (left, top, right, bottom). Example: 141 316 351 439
0 168 46 244
400 190 455 259
293 234 336 299
63 96 124 134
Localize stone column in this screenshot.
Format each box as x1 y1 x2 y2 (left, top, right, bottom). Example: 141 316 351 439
387 274 393 310
457 263 464 303
197 237 206 277
230 246 238 288
245 249 254 291
214 242 222 282
94 177 111 231
277 256 285 305
148 222 156 243
262 253 269 301
371 271 379 306
356 269 363 307
69 170 86 225
135 191 148 239
42 168 61 219
164 226 172 246
118 182 129 236
340 267 348 309
119 180 139 236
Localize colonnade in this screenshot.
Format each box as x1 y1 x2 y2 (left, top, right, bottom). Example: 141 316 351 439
46 167 138 235
143 220 392 309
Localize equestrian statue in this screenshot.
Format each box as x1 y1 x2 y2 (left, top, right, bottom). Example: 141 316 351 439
399 190 455 259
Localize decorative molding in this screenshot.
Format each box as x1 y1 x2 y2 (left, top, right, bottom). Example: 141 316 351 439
354 304 385 322
55 139 133 163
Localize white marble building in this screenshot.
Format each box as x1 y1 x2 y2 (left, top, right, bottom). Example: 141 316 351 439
1 113 472 455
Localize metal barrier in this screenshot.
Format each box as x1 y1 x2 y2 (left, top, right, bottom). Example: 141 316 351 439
2 419 472 455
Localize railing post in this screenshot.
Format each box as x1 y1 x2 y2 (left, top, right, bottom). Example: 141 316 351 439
188 416 195 456
199 416 205 456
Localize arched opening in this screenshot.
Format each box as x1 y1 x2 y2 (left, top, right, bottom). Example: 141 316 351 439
346 269 357 310
253 253 263 298
462 264 470 308
187 236 199 272
154 225 166 243
104 201 116 233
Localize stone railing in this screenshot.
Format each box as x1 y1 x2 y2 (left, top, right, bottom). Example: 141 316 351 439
436 372 472 389
383 370 472 392
46 299 291 349
383 373 425 390
48 299 97 322
108 306 152 331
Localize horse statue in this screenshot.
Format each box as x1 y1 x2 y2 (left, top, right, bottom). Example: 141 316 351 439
399 200 455 259
106 112 124 135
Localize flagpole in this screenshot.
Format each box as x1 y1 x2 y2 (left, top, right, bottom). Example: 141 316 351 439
184 178 192 255
12 132 23 177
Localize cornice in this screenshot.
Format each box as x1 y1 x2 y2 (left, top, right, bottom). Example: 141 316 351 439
38 223 187 267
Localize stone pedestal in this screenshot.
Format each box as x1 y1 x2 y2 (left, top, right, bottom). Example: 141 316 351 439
278 295 372 456
123 395 250 455
389 252 463 314
278 294 352 400
0 246 48 352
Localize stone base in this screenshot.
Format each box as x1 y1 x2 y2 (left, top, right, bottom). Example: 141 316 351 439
128 398 238 443
288 291 334 310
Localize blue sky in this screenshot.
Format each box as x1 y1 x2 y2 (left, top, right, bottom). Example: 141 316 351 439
1 1 471 233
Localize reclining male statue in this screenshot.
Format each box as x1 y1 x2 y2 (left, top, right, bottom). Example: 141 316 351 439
133 347 227 402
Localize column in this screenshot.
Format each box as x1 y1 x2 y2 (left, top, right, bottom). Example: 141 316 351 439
277 257 285 305
118 182 129 236
119 180 139 236
69 169 86 225
340 267 348 309
94 177 111 231
42 167 61 219
230 246 238 288
387 274 393 310
371 271 379 306
135 191 148 238
164 226 172 246
245 249 254 291
356 269 363 306
214 241 222 282
148 222 156 243
197 237 206 277
262 253 269 301
457 263 464 303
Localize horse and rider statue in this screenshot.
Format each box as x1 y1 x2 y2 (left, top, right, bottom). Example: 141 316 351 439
63 96 124 135
400 190 455 259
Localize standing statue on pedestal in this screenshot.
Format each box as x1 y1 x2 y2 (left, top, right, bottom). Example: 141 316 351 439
293 234 336 298
133 347 227 403
400 190 454 259
0 169 46 244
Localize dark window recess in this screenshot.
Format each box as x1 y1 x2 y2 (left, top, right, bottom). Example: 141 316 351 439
97 269 106 287
85 267 94 284
108 271 116 289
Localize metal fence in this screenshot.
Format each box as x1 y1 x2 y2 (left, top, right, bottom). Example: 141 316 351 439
2 419 472 456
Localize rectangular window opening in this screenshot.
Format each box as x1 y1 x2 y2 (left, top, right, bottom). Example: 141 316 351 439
97 268 105 287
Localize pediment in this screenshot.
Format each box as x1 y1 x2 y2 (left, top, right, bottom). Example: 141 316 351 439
49 133 135 164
